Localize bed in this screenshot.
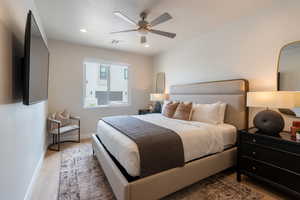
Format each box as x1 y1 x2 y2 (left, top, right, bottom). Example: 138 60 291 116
92 79 249 200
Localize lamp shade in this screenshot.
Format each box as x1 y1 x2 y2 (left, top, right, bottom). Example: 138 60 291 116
150 93 166 101
247 91 300 109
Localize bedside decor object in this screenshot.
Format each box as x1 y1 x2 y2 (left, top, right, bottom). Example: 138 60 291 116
247 91 300 136
293 121 300 127
291 121 300 140
150 93 166 113
138 109 151 115
290 127 299 140
297 131 300 141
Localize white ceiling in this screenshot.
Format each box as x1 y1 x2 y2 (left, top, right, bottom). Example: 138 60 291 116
35 0 273 55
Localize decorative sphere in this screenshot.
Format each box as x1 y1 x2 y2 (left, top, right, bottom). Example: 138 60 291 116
254 110 284 136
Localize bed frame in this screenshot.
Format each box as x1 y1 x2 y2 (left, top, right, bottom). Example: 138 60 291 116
92 79 249 200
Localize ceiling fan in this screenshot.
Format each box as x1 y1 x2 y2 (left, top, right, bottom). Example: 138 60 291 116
111 11 176 45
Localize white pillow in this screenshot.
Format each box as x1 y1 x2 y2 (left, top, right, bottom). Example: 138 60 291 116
191 102 222 124
161 100 171 113
218 103 227 124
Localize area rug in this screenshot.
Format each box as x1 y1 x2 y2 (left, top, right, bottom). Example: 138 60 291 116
58 143 264 200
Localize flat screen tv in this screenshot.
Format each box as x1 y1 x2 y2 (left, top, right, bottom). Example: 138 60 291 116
23 10 49 105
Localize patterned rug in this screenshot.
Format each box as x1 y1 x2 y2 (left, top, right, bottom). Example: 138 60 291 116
58 143 264 200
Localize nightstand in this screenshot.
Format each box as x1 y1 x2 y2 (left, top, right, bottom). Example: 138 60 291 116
237 128 300 198
138 109 152 115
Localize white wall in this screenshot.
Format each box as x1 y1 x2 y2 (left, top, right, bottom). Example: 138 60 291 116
153 1 300 129
48 40 153 136
0 0 48 200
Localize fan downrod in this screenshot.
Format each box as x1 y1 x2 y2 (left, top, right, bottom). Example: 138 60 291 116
140 12 147 20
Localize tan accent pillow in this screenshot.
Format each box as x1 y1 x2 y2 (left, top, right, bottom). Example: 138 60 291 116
162 102 179 118
50 110 71 130
56 110 71 127
173 102 193 120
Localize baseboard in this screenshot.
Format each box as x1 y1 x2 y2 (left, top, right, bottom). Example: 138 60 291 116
80 132 93 139
48 132 93 142
23 149 46 200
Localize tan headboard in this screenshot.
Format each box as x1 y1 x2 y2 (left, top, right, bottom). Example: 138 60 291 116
169 79 249 130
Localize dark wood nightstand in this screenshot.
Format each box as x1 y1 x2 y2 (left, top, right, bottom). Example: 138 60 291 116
237 128 300 198
138 109 152 115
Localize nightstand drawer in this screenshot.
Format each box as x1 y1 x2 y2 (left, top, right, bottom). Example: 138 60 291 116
241 132 300 154
241 143 300 174
240 157 300 193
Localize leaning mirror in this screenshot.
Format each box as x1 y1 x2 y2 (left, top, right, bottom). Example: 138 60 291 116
278 41 300 91
156 72 165 93
277 41 300 117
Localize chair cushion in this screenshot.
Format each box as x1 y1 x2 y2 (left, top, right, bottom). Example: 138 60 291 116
50 125 79 134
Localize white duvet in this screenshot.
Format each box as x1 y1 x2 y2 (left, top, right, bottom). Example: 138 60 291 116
96 114 236 177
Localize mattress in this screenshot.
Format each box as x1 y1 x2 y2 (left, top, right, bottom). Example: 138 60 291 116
96 114 237 177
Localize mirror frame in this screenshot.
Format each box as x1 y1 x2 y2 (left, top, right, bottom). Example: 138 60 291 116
276 40 300 90
276 40 300 117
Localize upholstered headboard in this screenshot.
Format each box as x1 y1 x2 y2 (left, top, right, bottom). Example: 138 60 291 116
169 79 249 130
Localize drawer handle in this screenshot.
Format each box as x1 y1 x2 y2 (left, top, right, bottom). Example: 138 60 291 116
252 166 257 171
252 138 256 143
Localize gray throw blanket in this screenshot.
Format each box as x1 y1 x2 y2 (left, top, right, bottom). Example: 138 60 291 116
102 116 184 177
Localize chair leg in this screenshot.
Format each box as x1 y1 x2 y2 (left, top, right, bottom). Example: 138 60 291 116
48 134 59 151
78 120 81 143
78 129 81 143
58 132 60 151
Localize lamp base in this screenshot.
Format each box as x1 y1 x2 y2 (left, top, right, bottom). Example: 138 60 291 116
254 110 284 137
153 101 162 113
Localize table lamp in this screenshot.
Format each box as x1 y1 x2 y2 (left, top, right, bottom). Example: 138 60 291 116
150 93 166 113
247 91 300 136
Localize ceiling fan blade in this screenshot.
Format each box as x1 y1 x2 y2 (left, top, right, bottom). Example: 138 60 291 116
110 29 137 34
149 29 176 38
113 11 137 26
150 13 172 27
141 36 147 44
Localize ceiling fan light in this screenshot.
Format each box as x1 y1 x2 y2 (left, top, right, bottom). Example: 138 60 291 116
138 28 148 35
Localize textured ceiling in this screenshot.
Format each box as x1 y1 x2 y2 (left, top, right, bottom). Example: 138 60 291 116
35 0 273 55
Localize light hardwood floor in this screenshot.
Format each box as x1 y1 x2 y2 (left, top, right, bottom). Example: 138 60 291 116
30 139 291 200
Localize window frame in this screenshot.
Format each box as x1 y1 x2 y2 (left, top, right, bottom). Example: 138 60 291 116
83 59 131 109
99 65 109 80
124 68 128 80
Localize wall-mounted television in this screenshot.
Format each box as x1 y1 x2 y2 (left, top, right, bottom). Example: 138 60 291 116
23 10 49 105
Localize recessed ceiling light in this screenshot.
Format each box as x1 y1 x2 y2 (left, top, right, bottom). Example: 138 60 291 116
144 44 150 48
80 29 87 33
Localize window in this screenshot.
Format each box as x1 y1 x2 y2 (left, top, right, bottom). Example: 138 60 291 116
124 68 128 80
100 65 108 80
84 61 129 107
